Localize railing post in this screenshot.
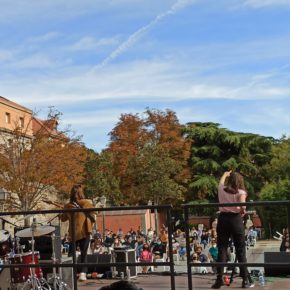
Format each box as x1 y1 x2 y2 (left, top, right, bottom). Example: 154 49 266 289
166 207 176 290
184 206 193 290
71 212 78 290
288 203 290 233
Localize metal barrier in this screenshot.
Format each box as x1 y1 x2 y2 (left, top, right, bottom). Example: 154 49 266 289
183 200 290 290
0 204 176 290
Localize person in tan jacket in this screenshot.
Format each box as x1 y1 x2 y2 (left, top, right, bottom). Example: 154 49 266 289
61 184 95 281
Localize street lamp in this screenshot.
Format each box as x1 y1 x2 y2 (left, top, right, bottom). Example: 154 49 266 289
100 196 107 240
148 200 152 228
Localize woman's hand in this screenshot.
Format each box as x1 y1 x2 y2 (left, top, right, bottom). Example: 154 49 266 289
219 170 232 185
224 170 232 177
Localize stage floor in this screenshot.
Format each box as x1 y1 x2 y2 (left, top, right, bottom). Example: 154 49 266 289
78 273 290 290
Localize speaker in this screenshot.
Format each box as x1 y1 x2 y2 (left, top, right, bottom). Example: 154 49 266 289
77 254 112 273
113 249 137 278
264 252 290 276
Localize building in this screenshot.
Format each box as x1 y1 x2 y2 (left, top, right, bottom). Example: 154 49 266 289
0 96 59 140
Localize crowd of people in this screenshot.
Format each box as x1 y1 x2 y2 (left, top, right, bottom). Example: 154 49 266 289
60 215 260 278
61 220 246 275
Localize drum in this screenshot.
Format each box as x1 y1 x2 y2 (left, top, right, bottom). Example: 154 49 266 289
0 230 12 257
9 251 43 283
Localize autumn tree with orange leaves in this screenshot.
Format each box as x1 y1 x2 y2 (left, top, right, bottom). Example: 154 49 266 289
107 109 191 205
0 110 87 212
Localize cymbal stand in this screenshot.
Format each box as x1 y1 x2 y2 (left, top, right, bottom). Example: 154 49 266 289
15 236 23 254
47 233 69 290
21 219 50 290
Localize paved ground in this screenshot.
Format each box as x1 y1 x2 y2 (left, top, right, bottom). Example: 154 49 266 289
76 240 290 290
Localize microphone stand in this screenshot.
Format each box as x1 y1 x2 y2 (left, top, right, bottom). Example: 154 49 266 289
46 214 60 226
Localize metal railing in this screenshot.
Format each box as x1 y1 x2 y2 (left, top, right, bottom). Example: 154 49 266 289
0 204 176 290
183 200 290 290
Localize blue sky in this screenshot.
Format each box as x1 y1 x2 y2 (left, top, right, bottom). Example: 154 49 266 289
1 0 290 152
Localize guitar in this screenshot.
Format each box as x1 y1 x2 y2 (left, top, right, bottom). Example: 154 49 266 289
42 198 64 208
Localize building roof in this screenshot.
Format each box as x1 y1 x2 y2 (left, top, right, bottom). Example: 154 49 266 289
0 96 32 113
32 117 59 136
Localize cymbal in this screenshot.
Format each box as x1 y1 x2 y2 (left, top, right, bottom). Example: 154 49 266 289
16 225 55 238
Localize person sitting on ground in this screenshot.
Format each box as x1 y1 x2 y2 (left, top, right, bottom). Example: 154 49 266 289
151 238 164 260
195 245 209 263
191 252 208 274
208 239 219 273
99 280 143 290
200 229 209 249
113 237 123 248
87 239 97 254
61 233 71 254
139 243 153 273
189 227 199 242
94 239 105 254
247 227 257 246
176 231 186 260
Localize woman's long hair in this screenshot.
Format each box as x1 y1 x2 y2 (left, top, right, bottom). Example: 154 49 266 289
224 172 246 194
69 184 85 203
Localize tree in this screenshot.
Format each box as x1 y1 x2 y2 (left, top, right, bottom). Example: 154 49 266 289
259 179 290 238
126 144 186 205
258 136 290 237
0 110 87 212
107 109 191 204
108 113 149 201
84 149 121 204
184 122 274 201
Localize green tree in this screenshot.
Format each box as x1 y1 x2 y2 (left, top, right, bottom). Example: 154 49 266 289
184 122 274 201
84 149 121 204
126 144 186 205
258 136 290 237
259 179 290 238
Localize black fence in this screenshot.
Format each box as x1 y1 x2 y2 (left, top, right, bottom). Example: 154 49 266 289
1 200 290 290
183 200 290 290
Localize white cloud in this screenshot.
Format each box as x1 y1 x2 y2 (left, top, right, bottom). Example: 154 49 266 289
243 0 290 8
26 32 61 44
8 53 61 69
69 36 119 51
2 58 289 109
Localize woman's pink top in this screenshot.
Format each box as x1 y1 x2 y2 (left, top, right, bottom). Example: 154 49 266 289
218 184 247 213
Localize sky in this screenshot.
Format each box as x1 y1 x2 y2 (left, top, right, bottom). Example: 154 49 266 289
1 0 290 152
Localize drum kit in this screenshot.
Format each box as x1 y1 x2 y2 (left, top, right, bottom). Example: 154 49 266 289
0 219 70 290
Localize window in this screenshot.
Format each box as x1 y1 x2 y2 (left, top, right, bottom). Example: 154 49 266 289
5 112 11 124
19 117 24 128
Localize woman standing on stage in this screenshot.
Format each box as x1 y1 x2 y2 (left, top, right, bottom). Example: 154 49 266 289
61 184 95 281
212 171 254 289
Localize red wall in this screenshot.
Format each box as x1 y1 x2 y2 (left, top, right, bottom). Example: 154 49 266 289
96 213 143 233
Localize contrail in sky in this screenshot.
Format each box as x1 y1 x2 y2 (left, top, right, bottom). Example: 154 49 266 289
97 0 197 68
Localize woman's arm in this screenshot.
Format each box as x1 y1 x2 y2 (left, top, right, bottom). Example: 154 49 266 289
238 192 247 216
219 170 232 185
